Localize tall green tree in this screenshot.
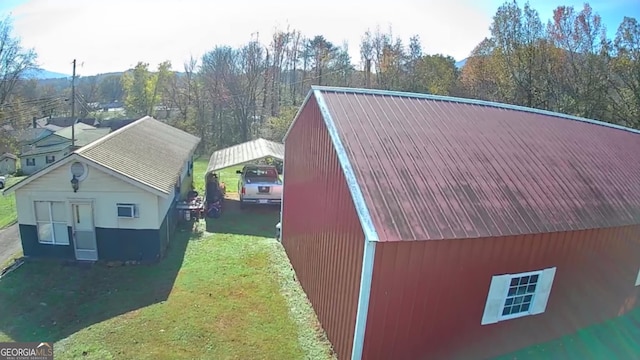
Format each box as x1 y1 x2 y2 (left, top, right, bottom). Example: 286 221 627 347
609 16 640 128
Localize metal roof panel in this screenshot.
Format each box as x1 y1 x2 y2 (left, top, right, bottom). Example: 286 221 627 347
317 88 640 241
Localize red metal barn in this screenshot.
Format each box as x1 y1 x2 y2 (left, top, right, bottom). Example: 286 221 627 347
281 86 640 360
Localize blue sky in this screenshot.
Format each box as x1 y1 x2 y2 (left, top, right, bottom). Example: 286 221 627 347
2 0 638 76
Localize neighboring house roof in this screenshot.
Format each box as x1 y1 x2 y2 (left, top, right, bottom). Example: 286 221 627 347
34 118 63 132
19 142 71 157
206 138 284 173
53 124 111 147
45 117 98 127
54 122 96 138
96 118 138 131
73 128 111 146
0 153 17 161
35 117 62 132
291 86 640 242
4 116 201 197
15 128 53 144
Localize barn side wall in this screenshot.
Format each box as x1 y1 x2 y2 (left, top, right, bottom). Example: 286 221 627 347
282 96 365 360
362 225 640 360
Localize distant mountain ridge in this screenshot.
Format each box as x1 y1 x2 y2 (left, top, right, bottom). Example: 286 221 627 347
23 68 70 79
455 58 468 68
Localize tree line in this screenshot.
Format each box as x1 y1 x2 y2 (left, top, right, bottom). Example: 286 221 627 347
1 1 639 155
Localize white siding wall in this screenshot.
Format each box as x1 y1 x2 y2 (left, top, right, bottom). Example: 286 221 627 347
0 158 16 175
20 149 69 175
16 160 160 230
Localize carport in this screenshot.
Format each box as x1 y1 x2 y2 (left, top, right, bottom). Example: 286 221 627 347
204 138 284 206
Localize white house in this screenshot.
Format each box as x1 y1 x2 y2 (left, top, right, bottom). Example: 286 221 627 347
0 153 17 175
19 123 111 175
3 116 200 262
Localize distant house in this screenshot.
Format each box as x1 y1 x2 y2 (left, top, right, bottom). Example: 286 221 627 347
19 123 111 175
0 153 17 175
100 101 125 113
34 118 63 132
44 117 99 128
3 116 200 263
15 128 53 147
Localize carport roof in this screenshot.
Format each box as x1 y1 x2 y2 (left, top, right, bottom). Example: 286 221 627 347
206 138 284 173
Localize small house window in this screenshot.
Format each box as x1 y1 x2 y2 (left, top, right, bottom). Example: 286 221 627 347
117 203 139 218
26 158 35 166
34 201 69 245
45 155 56 164
481 267 556 325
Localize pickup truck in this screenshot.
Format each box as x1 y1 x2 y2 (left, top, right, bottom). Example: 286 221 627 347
236 164 283 208
0 176 5 190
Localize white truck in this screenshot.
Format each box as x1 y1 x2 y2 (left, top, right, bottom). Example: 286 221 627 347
0 175 5 190
236 164 283 209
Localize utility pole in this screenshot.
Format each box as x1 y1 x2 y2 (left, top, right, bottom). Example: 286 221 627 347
71 59 76 148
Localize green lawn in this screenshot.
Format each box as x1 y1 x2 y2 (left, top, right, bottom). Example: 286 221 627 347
0 158 334 360
0 176 25 229
192 159 242 196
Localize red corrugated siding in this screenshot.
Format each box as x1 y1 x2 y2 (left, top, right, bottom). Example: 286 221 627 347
282 96 364 360
361 225 640 359
319 90 640 242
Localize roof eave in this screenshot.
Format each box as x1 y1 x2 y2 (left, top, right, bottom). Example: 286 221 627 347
313 89 380 241
314 86 640 136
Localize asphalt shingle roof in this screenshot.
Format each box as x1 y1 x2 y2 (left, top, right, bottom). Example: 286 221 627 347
77 116 201 194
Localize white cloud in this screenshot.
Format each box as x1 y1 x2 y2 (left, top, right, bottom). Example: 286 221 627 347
11 0 493 75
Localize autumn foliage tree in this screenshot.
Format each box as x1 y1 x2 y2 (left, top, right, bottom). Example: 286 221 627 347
4 1 639 156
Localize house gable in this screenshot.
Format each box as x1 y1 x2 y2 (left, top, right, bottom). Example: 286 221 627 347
13 157 161 230
17 157 142 194
4 154 169 198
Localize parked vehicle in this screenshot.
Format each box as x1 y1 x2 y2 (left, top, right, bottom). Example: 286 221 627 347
0 176 5 190
236 164 283 208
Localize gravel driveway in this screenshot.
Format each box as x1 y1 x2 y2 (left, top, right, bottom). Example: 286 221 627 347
0 224 20 267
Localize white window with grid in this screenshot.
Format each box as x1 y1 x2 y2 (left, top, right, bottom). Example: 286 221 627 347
481 267 556 325
34 201 69 245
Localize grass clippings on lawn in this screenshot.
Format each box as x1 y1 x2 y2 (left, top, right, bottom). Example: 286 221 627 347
268 240 337 360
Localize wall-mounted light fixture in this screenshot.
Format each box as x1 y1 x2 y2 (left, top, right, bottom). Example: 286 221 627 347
70 175 79 192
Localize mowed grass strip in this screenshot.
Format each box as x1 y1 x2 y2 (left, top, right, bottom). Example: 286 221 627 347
0 176 25 229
